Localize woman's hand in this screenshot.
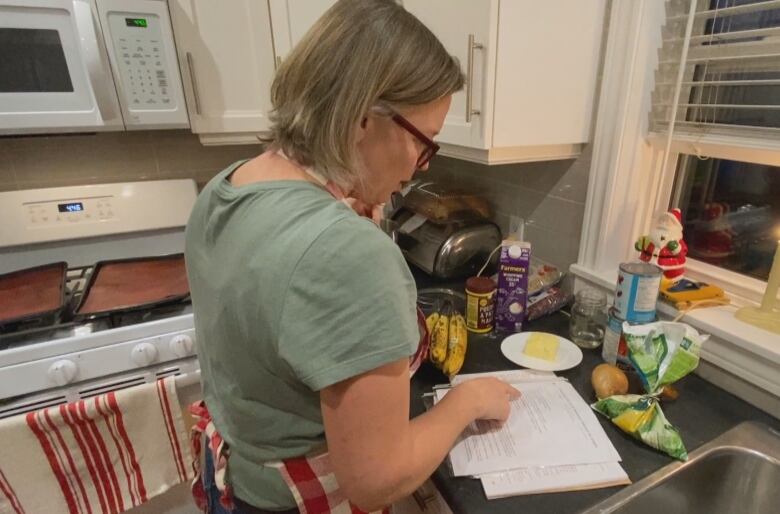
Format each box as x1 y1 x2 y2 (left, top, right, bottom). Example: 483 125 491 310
451 377 521 422
321 363 521 511
343 197 384 225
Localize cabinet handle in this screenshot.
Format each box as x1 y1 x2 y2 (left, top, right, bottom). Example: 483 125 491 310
186 52 202 115
465 34 483 123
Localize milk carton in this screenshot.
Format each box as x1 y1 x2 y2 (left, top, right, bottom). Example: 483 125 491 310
495 241 531 333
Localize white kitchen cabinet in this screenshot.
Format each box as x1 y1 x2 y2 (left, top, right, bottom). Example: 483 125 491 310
268 0 337 60
171 1 604 163
169 0 334 145
402 0 606 164
168 0 277 142
401 0 496 150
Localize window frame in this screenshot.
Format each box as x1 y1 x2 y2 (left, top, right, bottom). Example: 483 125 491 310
648 135 780 305
575 1 780 304
571 0 780 407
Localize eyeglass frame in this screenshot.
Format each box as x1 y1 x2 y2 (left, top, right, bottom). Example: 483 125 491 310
388 112 440 169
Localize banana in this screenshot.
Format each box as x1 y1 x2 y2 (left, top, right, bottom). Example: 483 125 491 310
429 311 450 366
443 314 468 377
425 312 440 337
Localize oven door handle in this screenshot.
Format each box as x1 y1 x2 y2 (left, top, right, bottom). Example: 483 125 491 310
72 0 121 123
175 370 201 389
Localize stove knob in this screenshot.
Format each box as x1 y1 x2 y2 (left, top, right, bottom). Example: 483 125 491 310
48 359 78 386
169 334 194 357
131 343 158 366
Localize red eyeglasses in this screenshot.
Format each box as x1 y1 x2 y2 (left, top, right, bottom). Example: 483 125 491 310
391 113 440 169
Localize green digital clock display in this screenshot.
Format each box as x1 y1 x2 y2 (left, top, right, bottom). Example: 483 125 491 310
125 18 148 28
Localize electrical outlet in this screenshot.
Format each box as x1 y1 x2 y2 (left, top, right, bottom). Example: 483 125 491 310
508 215 525 241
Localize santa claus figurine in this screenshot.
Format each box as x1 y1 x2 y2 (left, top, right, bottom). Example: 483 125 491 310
635 208 688 284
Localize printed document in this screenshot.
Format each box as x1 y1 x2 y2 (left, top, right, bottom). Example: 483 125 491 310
436 377 621 477
480 462 630 498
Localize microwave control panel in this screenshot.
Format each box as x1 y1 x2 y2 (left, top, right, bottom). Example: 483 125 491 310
109 14 172 110
97 0 189 129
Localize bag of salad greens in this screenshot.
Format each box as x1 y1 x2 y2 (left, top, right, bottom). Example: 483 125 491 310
592 321 704 460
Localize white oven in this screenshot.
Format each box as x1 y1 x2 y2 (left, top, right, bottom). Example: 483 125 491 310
0 179 202 513
0 0 188 134
0 179 201 407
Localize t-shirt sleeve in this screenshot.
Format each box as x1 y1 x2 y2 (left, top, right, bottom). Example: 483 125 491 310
277 217 419 391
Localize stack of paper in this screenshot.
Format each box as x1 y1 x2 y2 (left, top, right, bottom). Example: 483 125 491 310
435 370 630 498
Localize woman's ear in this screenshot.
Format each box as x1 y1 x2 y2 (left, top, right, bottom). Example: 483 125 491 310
355 115 371 144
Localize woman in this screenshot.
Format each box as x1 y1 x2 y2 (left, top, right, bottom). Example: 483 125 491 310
184 1 519 512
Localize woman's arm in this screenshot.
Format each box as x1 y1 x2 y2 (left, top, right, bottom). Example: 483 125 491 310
320 358 519 511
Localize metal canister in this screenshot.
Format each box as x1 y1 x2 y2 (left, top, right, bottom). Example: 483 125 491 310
465 276 496 333
602 307 653 369
602 308 631 367
614 262 662 323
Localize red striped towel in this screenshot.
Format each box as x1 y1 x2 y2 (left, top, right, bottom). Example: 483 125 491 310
0 377 192 514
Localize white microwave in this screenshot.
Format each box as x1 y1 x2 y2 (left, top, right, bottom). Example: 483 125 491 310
0 0 189 134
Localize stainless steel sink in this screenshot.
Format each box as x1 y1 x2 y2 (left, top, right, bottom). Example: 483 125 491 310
584 422 780 514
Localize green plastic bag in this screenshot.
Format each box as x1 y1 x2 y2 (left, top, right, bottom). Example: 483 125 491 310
592 322 704 460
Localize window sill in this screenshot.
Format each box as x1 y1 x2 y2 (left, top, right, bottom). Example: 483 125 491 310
570 264 780 413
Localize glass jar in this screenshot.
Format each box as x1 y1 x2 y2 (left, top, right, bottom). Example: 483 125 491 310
465 276 497 333
569 288 607 349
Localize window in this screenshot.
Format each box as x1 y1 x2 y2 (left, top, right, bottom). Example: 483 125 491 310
652 0 780 290
573 0 779 404
652 0 780 139
672 155 780 282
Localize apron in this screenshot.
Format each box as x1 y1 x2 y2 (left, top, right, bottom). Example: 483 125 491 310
189 155 431 513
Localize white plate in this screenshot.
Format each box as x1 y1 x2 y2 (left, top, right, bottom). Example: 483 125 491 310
500 332 583 372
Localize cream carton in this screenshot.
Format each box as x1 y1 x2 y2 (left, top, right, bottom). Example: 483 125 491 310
495 241 531 333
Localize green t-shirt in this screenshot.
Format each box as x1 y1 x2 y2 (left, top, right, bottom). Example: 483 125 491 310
184 161 418 510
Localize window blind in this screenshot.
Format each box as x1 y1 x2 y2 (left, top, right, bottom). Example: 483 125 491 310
651 0 780 141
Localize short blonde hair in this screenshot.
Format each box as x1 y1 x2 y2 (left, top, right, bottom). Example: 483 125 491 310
263 0 464 191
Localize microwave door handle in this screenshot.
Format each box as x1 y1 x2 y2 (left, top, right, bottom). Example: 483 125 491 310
72 0 120 122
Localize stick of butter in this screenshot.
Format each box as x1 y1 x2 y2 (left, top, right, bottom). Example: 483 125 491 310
523 333 559 361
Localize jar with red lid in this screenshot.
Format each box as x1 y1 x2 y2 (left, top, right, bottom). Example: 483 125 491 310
465 276 496 333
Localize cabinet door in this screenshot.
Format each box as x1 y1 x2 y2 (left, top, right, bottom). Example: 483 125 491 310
169 0 276 134
492 0 606 147
268 0 336 61
401 0 497 149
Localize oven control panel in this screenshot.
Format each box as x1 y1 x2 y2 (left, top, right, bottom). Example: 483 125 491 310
0 179 197 248
25 197 117 227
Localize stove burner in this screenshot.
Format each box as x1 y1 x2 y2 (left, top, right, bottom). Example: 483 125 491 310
0 266 89 339
0 263 191 351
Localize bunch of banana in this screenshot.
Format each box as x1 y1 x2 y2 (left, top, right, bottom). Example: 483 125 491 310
426 303 468 378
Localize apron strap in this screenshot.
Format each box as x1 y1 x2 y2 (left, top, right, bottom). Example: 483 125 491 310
276 149 352 207
189 401 234 512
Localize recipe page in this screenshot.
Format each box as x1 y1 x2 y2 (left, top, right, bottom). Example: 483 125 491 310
437 379 621 476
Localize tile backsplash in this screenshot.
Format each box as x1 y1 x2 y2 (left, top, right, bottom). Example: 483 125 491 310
0 130 261 192
422 148 592 271
0 129 591 271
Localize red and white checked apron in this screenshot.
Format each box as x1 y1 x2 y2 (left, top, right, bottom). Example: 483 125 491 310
189 160 430 513
189 308 428 514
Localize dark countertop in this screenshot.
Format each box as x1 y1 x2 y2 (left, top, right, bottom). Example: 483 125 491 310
409 274 779 514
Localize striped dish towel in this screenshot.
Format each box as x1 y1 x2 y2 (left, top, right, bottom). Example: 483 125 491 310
0 377 192 514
